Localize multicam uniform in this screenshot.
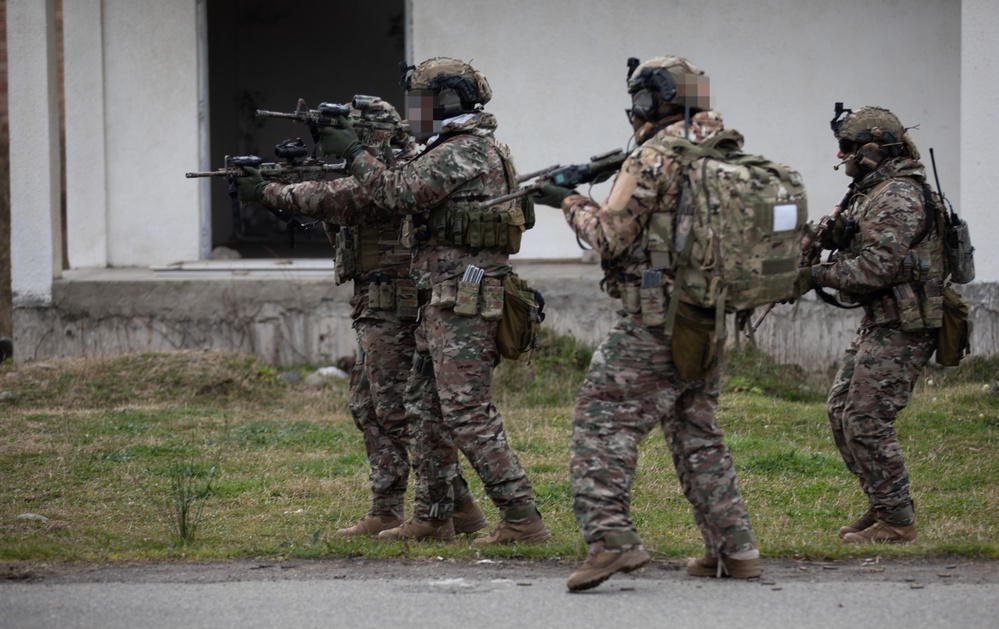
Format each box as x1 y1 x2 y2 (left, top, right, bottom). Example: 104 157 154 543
258 141 478 524
346 110 542 525
560 111 756 557
812 156 942 524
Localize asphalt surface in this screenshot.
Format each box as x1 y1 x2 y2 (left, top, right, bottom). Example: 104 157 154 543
2 556 997 628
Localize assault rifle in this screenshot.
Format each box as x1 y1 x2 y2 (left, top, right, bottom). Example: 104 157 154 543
185 140 345 181
256 96 409 158
185 138 342 247
478 149 627 209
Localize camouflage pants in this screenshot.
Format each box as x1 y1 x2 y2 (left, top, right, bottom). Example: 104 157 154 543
349 317 417 519
408 303 536 521
827 325 936 515
570 314 755 554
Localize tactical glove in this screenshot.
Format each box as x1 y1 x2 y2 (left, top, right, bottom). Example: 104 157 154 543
235 167 268 204
318 118 364 161
534 183 574 208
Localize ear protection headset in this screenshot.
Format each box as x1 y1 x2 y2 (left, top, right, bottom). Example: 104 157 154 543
427 74 478 115
626 57 679 123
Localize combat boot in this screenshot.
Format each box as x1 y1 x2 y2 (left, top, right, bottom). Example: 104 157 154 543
472 512 551 546
842 521 917 544
838 508 877 538
687 552 762 579
452 499 488 535
377 517 456 542
566 545 651 592
335 514 403 537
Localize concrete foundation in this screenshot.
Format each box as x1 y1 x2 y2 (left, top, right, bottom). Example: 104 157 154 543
11 260 998 370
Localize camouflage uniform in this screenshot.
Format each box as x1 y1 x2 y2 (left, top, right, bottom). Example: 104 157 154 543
812 154 943 526
258 133 478 526
560 110 756 557
346 110 543 525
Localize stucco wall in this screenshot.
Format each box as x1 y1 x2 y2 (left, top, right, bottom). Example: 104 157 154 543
411 0 967 267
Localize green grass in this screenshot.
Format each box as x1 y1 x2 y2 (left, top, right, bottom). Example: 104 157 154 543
1 338 997 564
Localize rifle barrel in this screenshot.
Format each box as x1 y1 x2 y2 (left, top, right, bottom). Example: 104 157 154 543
255 109 302 120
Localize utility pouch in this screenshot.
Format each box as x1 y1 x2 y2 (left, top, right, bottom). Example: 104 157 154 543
431 279 457 308
378 281 396 310
935 285 971 366
621 283 642 314
920 280 943 330
395 279 419 320
367 281 387 310
639 270 667 327
892 284 922 331
945 218 975 284
454 280 481 316
671 302 716 380
497 273 544 360
480 277 504 321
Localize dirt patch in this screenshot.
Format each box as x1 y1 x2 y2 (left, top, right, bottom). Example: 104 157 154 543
3 555 997 586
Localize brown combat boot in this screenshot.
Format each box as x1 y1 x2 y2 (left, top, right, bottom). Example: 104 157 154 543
838 508 877 538
842 521 917 544
687 554 762 579
472 513 551 546
566 546 652 592
335 514 403 537
452 499 488 535
377 517 456 541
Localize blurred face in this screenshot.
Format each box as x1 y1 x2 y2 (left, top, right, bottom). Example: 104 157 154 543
406 90 439 142
677 74 710 111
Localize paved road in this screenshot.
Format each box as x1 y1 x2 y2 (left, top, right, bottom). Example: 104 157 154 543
2 557 996 629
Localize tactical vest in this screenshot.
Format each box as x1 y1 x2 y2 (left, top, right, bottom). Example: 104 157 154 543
330 221 411 285
418 136 534 254
841 179 946 330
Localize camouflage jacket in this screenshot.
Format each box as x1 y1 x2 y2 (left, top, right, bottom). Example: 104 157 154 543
259 147 417 287
561 111 728 288
348 111 514 290
813 157 943 327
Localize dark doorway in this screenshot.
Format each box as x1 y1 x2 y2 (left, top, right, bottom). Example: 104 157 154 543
206 0 405 258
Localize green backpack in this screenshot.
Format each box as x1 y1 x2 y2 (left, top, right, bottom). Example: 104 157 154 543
644 130 808 340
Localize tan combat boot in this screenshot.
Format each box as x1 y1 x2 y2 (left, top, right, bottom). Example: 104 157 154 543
335 514 403 537
566 546 652 592
838 508 877 538
687 553 762 579
377 517 456 541
472 513 551 546
452 499 488 535
842 521 917 544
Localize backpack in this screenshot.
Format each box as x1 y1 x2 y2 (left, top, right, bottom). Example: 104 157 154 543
644 130 808 340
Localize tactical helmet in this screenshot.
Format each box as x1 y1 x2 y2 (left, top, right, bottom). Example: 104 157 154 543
399 57 492 115
831 104 905 146
626 56 709 123
830 103 920 164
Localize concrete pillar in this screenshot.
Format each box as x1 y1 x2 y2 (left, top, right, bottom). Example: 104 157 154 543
64 0 109 269
961 0 998 283
7 0 63 305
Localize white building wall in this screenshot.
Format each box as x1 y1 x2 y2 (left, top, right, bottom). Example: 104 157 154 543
7 0 62 303
962 0 998 283
411 0 965 265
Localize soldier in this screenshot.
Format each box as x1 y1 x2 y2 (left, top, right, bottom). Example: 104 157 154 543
793 105 942 544
534 56 760 591
236 99 487 540
316 57 550 545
